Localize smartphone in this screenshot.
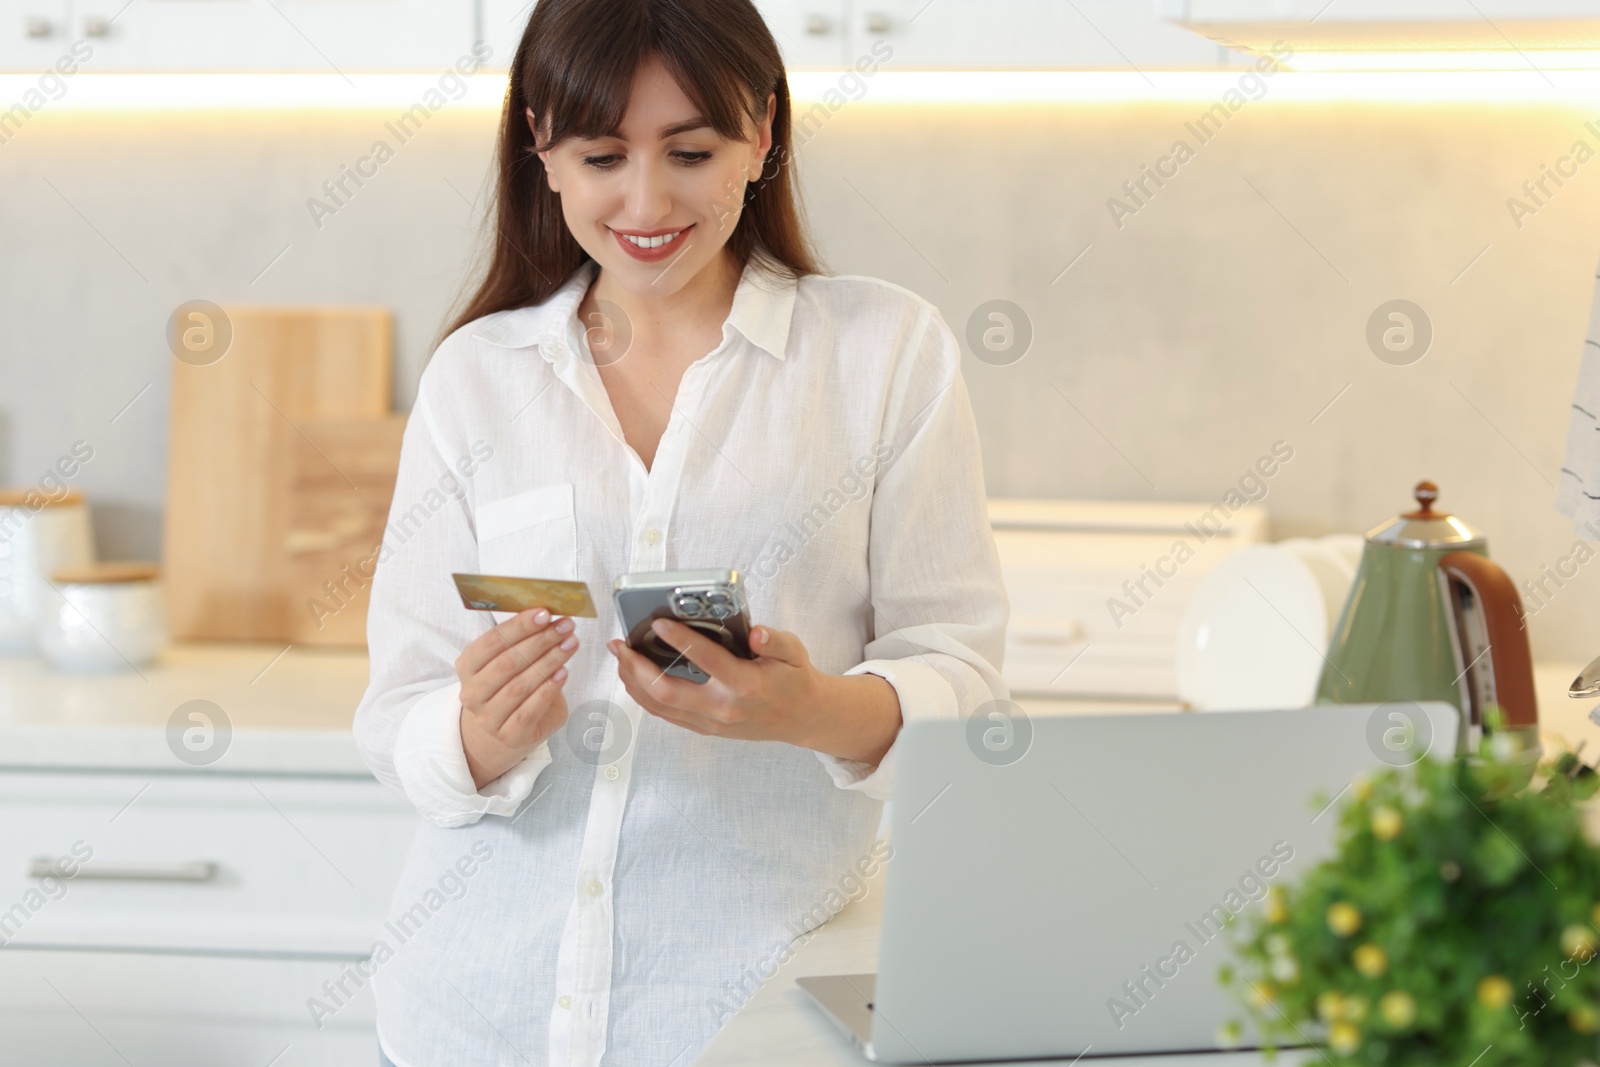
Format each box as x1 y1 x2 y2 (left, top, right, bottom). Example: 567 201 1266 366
613 569 754 684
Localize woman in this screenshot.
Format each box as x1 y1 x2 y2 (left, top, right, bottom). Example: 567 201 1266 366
352 0 1010 1063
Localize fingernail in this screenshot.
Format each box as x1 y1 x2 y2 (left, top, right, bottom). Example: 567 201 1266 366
756 627 768 644
556 617 574 634
533 609 550 624
652 619 670 636
607 640 620 656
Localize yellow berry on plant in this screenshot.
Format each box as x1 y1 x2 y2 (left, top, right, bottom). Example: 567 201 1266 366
1353 943 1387 978
1562 924 1599 962
1379 990 1417 1029
1328 1021 1362 1055
1477 976 1513 1009
1327 902 1362 937
1371 806 1403 841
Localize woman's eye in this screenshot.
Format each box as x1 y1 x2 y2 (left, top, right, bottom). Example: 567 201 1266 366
675 151 713 165
579 151 713 170
582 154 622 170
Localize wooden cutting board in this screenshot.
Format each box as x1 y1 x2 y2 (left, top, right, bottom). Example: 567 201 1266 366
164 306 392 642
282 415 407 647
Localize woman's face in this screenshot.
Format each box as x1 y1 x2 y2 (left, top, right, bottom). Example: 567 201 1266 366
532 54 775 295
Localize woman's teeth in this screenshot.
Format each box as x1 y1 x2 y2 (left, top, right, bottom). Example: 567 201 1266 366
618 228 685 249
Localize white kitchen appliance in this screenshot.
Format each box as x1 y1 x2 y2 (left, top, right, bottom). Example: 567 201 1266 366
988 497 1266 702
1174 534 1361 711
800 702 1460 1063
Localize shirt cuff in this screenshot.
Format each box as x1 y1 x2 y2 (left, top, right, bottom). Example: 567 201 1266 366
814 658 958 801
392 680 555 828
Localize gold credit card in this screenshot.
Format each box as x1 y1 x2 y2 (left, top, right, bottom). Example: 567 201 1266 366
450 574 597 618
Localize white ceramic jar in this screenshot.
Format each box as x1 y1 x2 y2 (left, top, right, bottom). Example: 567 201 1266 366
37 562 167 673
0 490 95 654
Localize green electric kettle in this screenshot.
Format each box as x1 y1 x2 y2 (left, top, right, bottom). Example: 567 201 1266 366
1316 480 1538 758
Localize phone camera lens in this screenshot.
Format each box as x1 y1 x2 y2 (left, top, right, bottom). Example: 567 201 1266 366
672 593 704 618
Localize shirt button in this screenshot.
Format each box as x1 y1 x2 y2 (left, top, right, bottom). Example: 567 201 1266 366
587 880 604 897
558 994 572 1009
643 529 661 545
604 765 620 781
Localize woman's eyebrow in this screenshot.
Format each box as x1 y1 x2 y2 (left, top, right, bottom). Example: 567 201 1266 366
657 117 711 137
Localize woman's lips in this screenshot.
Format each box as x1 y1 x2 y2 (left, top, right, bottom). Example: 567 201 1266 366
611 224 692 262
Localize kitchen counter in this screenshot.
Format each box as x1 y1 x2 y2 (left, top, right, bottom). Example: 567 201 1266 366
695 661 1600 1067
0 642 371 775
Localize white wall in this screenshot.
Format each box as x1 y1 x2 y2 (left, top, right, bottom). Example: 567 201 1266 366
4 91 1599 660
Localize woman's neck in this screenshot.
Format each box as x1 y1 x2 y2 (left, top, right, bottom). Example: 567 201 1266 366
585 250 741 353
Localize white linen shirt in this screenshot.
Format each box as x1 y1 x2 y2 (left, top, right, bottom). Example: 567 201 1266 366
352 255 1009 1067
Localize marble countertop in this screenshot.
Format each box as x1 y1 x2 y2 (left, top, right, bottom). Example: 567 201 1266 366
0 642 372 775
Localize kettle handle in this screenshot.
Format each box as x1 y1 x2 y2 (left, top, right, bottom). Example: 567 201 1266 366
1438 551 1538 730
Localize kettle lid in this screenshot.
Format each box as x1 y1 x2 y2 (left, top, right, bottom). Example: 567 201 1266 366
1366 481 1485 548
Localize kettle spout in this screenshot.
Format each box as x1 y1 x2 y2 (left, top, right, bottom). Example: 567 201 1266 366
1571 653 1600 698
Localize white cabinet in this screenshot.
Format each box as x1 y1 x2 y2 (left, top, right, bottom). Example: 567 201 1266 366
0 767 417 1063
759 0 1237 70
475 0 1240 74
0 0 72 68
0 0 1238 73
757 0 851 69
477 0 853 71
475 1 857 72
0 0 475 71
854 0 1235 68
0 949 379 1066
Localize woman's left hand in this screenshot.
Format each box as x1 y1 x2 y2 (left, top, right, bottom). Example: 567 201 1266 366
609 620 905 766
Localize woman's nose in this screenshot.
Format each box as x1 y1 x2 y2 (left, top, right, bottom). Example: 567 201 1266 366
624 158 675 225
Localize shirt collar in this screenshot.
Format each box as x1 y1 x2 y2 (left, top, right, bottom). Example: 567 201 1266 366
468 256 797 363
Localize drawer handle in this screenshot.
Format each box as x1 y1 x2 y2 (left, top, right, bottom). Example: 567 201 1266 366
27 858 218 883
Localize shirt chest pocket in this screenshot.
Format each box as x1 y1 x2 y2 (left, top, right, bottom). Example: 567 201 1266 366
474 484 578 581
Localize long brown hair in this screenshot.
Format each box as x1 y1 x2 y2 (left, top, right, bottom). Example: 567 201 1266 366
444 0 822 340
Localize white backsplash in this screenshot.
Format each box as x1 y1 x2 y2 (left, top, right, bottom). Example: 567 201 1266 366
2 95 1598 661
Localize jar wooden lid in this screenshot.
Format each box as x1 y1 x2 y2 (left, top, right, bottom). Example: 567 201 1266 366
0 489 84 507
49 562 159 585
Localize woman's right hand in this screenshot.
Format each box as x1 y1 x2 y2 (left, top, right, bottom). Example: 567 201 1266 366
457 608 579 791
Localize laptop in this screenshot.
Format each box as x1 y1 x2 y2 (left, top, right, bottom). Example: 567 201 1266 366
800 702 1459 1063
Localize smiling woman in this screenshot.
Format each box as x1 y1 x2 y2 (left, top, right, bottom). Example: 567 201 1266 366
351 1 1011 1065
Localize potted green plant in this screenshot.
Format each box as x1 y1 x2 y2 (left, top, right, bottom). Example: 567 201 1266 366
1220 737 1600 1066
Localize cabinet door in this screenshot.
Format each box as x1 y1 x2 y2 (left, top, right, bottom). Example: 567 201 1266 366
477 1 851 74
756 0 849 69
0 0 71 70
851 0 1233 69
0 772 417 955
0 949 377 1066
70 0 475 71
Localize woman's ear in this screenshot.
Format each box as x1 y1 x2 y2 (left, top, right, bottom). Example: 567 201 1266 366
751 92 776 176
527 106 560 192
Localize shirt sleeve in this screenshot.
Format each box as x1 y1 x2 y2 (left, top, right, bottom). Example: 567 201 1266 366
813 303 1011 801
351 362 554 829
